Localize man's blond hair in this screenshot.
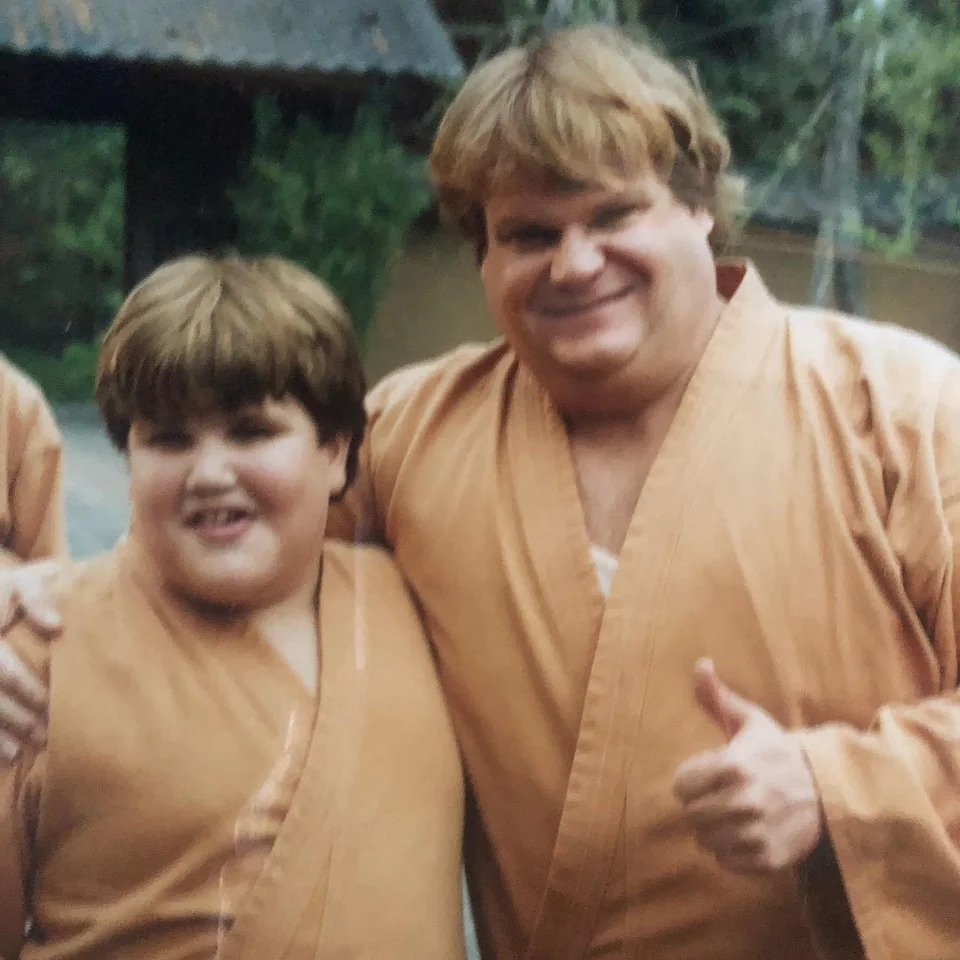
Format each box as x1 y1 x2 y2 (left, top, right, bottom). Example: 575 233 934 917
96 255 367 487
430 25 744 256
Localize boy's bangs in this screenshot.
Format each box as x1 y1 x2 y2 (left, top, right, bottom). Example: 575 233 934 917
105 318 303 429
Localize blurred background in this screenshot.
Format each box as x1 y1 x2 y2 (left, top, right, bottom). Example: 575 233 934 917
3 0 958 405
1 2 957 954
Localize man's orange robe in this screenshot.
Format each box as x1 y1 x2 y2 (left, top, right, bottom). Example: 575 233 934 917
0 358 66 564
331 262 960 959
0 540 464 959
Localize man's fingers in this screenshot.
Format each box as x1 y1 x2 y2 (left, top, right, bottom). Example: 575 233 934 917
696 820 764 857
682 784 760 829
0 591 16 631
0 561 62 637
692 658 758 739
0 735 20 764
0 645 47 713
674 749 742 803
20 596 63 636
0 692 46 746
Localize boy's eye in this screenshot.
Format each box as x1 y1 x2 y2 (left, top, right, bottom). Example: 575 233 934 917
147 430 191 449
230 420 275 442
497 225 560 250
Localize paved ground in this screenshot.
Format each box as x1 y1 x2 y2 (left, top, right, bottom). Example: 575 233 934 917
54 404 482 958
55 404 128 557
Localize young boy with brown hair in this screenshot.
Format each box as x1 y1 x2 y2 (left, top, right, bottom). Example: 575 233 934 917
0 254 464 960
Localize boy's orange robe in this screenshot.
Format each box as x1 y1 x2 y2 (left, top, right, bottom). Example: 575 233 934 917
0 358 66 564
0 540 464 959
330 262 960 959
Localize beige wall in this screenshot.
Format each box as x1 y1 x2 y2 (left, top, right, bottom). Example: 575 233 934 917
365 229 495 382
366 224 960 381
737 227 960 350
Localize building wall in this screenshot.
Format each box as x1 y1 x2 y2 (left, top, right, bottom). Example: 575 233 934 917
365 224 960 382
738 227 960 350
365 227 494 382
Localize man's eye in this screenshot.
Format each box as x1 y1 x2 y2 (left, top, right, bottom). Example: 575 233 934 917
591 205 638 230
500 227 557 249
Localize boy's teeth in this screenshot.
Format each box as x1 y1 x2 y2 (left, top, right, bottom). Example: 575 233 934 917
201 510 234 525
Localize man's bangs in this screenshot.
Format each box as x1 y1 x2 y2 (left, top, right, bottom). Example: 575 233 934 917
485 77 672 197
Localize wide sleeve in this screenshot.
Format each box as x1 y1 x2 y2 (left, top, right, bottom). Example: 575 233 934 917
0 622 55 958
326 430 382 544
797 366 960 960
8 395 67 562
0 745 43 959
326 358 445 546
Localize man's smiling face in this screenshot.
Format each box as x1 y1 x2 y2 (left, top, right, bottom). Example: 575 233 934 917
481 173 717 398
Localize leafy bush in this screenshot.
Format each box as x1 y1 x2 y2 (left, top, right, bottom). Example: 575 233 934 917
230 98 431 339
0 122 124 350
5 340 99 404
0 97 432 402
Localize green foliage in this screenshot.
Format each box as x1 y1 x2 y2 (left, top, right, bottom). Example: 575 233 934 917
862 0 960 254
461 0 960 258
231 99 432 340
662 1 960 256
5 340 99 404
0 122 124 351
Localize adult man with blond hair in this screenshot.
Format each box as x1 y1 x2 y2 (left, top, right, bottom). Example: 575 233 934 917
1 24 959 959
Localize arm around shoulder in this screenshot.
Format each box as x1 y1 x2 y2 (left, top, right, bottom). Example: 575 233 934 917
5 373 67 562
0 625 49 957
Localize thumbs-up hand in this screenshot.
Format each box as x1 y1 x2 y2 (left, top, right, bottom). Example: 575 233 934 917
673 658 824 875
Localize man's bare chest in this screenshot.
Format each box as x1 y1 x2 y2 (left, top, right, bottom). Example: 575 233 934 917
569 438 660 555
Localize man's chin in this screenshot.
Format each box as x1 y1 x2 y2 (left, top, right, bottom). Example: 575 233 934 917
545 338 639 380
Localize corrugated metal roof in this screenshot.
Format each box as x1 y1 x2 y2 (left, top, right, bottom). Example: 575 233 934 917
0 0 463 80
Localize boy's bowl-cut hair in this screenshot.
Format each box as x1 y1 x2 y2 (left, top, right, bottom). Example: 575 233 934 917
96 255 367 492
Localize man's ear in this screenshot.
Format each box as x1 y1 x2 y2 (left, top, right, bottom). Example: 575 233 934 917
693 206 715 237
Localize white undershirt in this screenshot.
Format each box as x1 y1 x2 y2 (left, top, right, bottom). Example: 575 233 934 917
590 545 619 598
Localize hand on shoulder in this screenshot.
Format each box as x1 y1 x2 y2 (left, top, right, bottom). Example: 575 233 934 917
0 559 62 763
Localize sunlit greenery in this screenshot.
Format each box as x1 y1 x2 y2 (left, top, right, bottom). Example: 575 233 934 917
0 0 957 397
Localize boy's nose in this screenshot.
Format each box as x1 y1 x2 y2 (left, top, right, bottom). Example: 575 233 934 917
185 438 236 492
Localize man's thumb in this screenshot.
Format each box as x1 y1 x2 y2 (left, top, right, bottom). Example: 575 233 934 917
692 658 755 739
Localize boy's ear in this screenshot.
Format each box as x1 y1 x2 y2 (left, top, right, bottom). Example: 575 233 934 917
327 433 351 498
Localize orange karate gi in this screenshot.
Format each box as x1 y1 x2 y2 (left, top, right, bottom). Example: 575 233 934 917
0 357 66 564
0 539 464 959
330 260 960 959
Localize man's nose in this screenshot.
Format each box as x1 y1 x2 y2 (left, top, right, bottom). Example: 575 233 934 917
550 227 604 284
185 437 236 492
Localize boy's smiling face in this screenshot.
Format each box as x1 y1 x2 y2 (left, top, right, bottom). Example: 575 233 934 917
126 396 347 613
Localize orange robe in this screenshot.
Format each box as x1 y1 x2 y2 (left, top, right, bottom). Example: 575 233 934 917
0 358 66 564
0 540 464 959
331 261 960 959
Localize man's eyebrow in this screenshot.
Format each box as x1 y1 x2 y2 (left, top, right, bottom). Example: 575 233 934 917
492 216 558 235
598 189 650 207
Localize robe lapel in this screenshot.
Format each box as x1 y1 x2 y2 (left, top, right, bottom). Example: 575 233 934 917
523 264 785 960
508 363 607 683
221 549 365 960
